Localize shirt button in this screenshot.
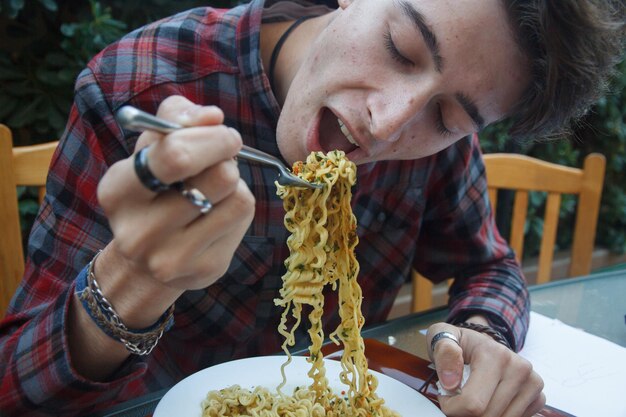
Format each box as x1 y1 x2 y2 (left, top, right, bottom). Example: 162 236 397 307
377 212 386 223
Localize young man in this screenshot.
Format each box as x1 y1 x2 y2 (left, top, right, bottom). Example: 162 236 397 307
0 0 623 415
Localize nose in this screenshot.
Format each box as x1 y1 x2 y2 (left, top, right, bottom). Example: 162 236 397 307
368 83 433 142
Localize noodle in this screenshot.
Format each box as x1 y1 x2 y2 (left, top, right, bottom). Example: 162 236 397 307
201 151 400 417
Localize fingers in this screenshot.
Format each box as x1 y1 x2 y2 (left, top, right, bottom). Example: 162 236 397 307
125 95 238 201
155 95 224 127
427 324 465 391
145 123 241 185
101 95 242 210
521 392 546 417
427 322 546 417
134 95 224 149
440 340 507 415
499 367 545 417
102 158 243 255
136 179 255 289
98 96 255 290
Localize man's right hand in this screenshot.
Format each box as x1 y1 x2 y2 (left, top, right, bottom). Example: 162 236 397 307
68 96 255 380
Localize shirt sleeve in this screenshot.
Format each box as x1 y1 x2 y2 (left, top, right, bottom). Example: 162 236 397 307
413 134 530 351
0 68 149 416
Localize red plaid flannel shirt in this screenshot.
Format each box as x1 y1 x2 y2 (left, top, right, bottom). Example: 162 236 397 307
0 1 529 415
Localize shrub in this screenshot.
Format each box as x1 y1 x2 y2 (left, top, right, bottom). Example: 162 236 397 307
480 59 626 257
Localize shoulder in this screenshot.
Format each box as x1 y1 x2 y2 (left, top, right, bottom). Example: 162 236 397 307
83 6 252 107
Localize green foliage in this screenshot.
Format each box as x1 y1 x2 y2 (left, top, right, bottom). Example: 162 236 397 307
480 60 626 256
0 0 240 245
0 0 127 143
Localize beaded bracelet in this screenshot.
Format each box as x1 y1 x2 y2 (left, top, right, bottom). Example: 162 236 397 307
76 251 174 355
456 322 512 350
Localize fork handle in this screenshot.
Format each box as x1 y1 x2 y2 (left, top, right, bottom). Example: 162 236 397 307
116 106 181 133
116 106 282 169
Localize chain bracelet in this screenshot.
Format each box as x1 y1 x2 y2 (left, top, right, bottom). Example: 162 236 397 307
85 251 174 356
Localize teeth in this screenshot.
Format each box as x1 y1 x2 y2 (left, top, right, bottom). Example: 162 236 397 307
338 118 358 147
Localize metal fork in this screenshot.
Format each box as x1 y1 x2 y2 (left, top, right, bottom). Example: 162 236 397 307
115 105 322 189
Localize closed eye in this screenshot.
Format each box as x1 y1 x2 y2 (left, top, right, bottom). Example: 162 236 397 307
436 103 453 137
384 30 413 66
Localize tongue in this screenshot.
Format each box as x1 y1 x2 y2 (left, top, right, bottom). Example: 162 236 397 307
325 133 354 153
319 109 357 154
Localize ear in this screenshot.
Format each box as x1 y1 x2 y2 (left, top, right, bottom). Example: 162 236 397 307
337 0 354 10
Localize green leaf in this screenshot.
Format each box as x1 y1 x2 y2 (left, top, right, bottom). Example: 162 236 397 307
0 64 27 81
0 98 18 121
16 186 27 199
38 0 58 12
44 52 70 67
5 96 45 128
9 0 24 12
60 23 76 37
18 199 40 216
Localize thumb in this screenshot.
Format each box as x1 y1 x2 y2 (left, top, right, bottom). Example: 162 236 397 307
431 333 465 391
156 95 225 128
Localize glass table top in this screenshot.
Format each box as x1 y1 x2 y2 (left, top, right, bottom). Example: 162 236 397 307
98 269 626 417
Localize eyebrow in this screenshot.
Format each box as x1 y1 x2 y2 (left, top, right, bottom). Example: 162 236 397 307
397 0 486 131
456 93 485 131
396 0 443 72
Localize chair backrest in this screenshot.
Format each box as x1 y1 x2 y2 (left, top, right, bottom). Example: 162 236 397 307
411 152 606 313
0 124 57 318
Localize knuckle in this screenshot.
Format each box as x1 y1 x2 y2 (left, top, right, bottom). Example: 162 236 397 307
527 392 547 417
220 126 242 154
437 340 462 358
97 180 116 214
214 124 231 138
198 256 229 280
160 95 182 107
232 181 256 215
514 356 533 379
147 255 179 283
158 95 189 115
463 397 488 416
494 351 510 369
489 343 513 367
114 225 155 259
97 162 126 211
159 141 193 181
213 160 241 192
530 368 544 391
114 232 142 259
537 391 547 409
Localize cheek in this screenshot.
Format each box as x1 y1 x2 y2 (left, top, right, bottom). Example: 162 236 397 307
391 133 461 160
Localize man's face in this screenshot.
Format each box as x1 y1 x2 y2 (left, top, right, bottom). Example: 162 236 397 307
276 0 530 165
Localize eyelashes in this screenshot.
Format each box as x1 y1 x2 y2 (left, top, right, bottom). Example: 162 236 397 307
384 30 413 66
436 103 453 137
384 29 452 138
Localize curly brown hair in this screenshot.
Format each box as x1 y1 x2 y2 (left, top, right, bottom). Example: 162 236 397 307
503 0 626 141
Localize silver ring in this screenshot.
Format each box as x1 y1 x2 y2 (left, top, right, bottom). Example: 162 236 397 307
430 331 460 354
173 183 212 214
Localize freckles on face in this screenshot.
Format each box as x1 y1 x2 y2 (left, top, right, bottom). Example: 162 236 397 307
275 11 379 164
277 0 529 165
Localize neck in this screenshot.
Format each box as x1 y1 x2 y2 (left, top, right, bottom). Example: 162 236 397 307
260 14 330 105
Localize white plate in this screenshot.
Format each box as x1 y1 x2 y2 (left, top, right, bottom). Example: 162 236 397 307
154 355 444 417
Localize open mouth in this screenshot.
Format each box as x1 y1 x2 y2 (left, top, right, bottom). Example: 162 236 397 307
338 118 358 147
318 108 360 154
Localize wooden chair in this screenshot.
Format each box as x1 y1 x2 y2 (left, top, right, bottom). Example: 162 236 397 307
0 124 57 318
411 152 606 312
